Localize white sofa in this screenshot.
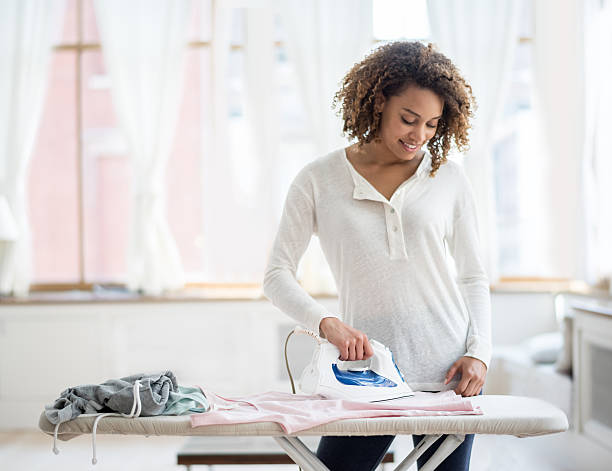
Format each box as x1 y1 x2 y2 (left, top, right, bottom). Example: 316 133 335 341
484 292 574 426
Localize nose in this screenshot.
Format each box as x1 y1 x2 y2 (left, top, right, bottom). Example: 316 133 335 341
410 125 427 143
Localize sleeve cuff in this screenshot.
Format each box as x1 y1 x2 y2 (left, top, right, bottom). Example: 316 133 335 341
314 313 341 337
464 334 491 369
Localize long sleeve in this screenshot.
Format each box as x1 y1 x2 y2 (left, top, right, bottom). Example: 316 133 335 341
263 173 339 334
446 172 492 369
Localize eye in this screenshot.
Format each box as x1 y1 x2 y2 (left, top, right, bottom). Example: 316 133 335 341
401 117 416 125
426 123 438 129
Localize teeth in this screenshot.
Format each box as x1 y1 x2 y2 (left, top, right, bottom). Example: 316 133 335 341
401 140 417 149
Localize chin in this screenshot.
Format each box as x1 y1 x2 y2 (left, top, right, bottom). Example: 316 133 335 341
397 149 420 160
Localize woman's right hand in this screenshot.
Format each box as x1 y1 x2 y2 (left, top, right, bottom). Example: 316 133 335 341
319 317 374 361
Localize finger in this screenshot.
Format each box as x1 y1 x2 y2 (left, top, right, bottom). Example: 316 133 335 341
355 336 364 360
470 381 484 397
339 340 349 361
347 339 357 361
445 365 457 385
455 373 470 396
362 336 374 358
464 381 478 397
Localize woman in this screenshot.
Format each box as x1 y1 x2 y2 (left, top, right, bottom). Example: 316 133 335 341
263 41 491 471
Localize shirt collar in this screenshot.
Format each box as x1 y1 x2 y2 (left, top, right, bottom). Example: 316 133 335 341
342 148 431 202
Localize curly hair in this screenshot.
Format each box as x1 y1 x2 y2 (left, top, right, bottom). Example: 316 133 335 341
333 41 476 177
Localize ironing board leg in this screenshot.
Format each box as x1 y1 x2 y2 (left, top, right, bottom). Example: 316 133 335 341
288 437 332 470
273 436 330 471
415 434 465 471
392 434 442 471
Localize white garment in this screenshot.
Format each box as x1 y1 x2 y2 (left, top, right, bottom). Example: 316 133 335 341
263 148 492 391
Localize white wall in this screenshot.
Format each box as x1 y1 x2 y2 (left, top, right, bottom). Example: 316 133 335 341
0 291 555 430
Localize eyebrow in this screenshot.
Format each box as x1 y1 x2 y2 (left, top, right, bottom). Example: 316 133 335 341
402 108 442 120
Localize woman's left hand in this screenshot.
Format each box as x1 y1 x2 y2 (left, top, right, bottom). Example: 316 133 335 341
444 356 487 397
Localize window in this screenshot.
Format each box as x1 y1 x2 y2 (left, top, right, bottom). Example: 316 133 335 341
491 0 540 277
31 0 308 287
373 0 429 40
29 0 541 291
30 0 215 286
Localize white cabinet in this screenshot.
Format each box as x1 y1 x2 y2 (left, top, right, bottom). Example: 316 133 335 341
572 299 612 451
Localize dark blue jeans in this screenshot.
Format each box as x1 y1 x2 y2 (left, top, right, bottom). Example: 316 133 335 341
316 390 482 471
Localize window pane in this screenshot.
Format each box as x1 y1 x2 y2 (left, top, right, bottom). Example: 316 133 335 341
274 42 316 212
190 0 213 42
29 51 80 283
80 50 209 283
273 10 285 43
59 0 78 44
228 48 245 117
198 48 255 283
493 133 522 275
195 45 282 283
501 42 532 118
492 41 548 277
517 0 533 38
82 0 100 44
230 8 245 45
81 50 131 283
167 48 206 276
373 0 430 40
83 0 211 44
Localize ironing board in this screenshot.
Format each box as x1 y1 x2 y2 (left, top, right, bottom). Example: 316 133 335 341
39 394 568 471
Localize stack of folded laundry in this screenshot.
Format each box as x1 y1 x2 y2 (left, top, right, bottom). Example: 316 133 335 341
45 370 209 464
45 370 209 425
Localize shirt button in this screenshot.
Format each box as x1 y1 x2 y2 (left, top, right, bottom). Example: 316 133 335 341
390 208 395 213
393 226 398 232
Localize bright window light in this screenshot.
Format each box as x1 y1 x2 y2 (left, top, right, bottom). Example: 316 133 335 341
373 0 430 40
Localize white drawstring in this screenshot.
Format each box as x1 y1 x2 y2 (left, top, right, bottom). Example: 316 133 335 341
52 422 60 455
52 380 143 466
91 380 142 465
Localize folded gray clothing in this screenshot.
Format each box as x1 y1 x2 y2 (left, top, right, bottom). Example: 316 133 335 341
45 370 178 425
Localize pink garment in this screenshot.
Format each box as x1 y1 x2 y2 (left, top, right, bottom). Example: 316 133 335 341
190 389 483 434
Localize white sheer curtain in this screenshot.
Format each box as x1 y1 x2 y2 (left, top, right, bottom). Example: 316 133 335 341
532 0 586 280
244 0 280 269
93 0 190 295
0 0 65 296
198 1 276 284
272 0 373 294
583 0 612 289
275 0 373 157
198 0 280 285
426 0 521 283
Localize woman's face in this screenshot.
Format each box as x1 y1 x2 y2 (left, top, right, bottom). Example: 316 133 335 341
375 83 444 163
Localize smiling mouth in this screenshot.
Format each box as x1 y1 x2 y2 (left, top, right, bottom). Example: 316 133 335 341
399 139 418 152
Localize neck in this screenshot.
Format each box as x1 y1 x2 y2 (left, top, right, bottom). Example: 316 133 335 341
351 141 424 169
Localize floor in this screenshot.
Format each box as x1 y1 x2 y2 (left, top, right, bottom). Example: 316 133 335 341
2 428 612 470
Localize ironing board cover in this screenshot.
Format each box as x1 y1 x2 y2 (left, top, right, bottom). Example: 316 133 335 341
39 395 568 441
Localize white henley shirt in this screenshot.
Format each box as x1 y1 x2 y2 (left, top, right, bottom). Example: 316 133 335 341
263 147 492 392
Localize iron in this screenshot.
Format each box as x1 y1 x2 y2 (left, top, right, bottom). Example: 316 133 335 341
293 326 414 402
